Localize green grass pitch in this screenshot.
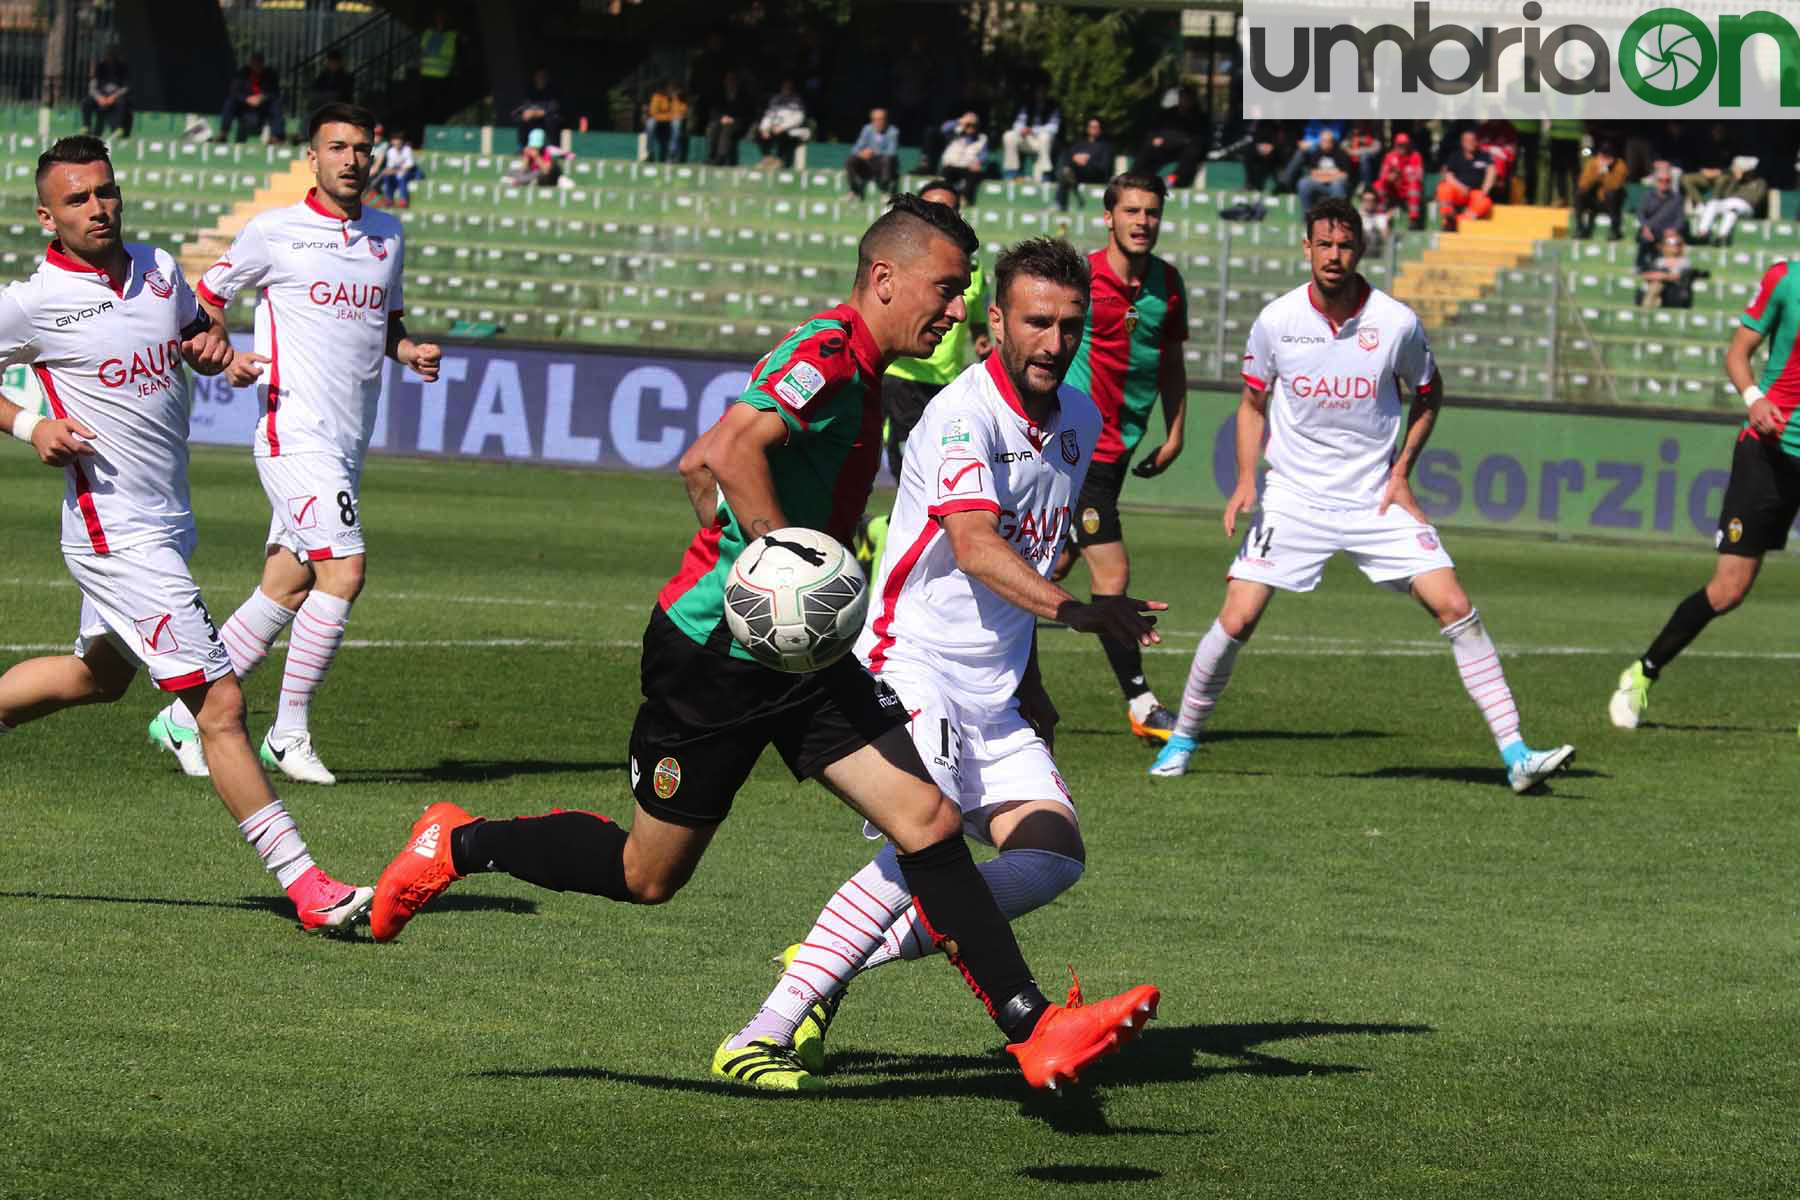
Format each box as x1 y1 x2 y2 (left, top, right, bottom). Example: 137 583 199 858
1 446 1795 1199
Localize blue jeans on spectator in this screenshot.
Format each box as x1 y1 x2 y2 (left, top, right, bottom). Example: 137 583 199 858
1296 174 1349 215
378 167 420 205
221 95 285 143
647 118 687 163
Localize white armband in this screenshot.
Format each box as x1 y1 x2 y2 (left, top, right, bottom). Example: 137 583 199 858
9 408 41 443
1742 384 1765 408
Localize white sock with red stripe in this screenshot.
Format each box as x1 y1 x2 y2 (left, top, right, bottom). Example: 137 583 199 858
221 588 299 680
272 591 350 739
1173 620 1244 742
729 843 1085 1048
1443 610 1523 757
238 799 315 889
860 847 1083 969
730 847 911 1047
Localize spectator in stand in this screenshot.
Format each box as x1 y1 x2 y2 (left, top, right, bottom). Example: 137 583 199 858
1572 141 1629 240
418 9 460 119
1691 156 1767 246
506 128 572 188
1342 120 1383 189
220 52 285 144
754 79 808 168
1133 85 1207 188
1638 230 1696 309
1372 131 1425 230
1002 85 1059 181
82 43 131 139
1545 119 1584 205
1243 119 1289 193
845 107 900 200
513 67 564 151
1681 123 1737 207
308 48 355 112
705 70 751 167
1634 163 1685 269
938 111 988 206
1435 127 1496 232
1288 127 1351 216
1054 116 1111 212
1475 119 1520 201
645 80 689 163
373 128 420 208
1280 119 1343 191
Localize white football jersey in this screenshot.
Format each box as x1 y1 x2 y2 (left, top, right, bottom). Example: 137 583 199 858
0 241 205 554
858 353 1101 710
1240 278 1437 510
198 189 404 461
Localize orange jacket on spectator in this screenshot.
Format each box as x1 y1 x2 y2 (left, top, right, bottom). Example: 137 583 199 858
1577 155 1628 199
649 91 688 122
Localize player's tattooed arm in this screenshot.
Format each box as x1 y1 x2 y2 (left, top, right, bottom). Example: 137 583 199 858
0 391 96 467
941 509 1166 645
1381 370 1443 520
679 402 791 533
1223 384 1268 537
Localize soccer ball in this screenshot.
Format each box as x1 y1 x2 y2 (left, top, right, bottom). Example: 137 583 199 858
724 527 869 673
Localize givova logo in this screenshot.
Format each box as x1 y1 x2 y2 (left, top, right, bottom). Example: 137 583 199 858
1244 2 1800 119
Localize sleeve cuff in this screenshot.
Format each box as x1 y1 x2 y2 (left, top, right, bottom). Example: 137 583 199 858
195 279 228 310
741 391 809 432
1241 371 1268 391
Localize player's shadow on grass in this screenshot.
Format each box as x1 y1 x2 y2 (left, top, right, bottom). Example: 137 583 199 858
330 759 627 785
0 889 537 923
471 1019 1431 1136
1330 765 1607 788
1060 727 1396 744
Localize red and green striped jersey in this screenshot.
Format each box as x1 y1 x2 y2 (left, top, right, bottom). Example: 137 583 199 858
657 304 885 658
1063 249 1187 464
1740 260 1800 459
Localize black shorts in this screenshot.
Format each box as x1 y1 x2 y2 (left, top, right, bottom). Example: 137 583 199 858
883 376 943 480
1715 434 1800 557
627 607 909 827
1071 456 1130 548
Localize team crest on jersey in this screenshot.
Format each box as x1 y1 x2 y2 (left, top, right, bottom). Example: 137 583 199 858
143 269 173 299
367 235 389 261
652 756 682 799
1358 326 1379 351
1060 429 1080 465
1417 529 1439 551
1728 517 1744 543
1124 305 1139 336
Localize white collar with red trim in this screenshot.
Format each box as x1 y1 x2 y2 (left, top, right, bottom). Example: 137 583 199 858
46 239 130 297
983 351 1061 444
304 186 364 224
1306 274 1372 335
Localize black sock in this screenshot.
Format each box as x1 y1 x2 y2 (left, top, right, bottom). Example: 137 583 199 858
1093 592 1151 702
1642 588 1719 679
895 835 1049 1042
453 811 632 901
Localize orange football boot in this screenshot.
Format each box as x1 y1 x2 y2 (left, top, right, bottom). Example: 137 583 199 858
1007 971 1160 1091
370 801 473 943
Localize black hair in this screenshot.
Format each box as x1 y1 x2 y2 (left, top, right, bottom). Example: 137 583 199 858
1102 171 1167 212
1304 196 1364 248
35 135 113 188
856 192 979 286
917 178 959 201
307 102 379 143
994 236 1090 311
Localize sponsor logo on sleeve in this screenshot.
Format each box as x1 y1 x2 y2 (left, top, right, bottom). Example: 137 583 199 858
773 359 827 410
941 416 970 446
938 458 986 499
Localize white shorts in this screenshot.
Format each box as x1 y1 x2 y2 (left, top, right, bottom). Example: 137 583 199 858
1229 493 1456 594
66 533 233 691
869 664 1076 846
257 452 365 562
